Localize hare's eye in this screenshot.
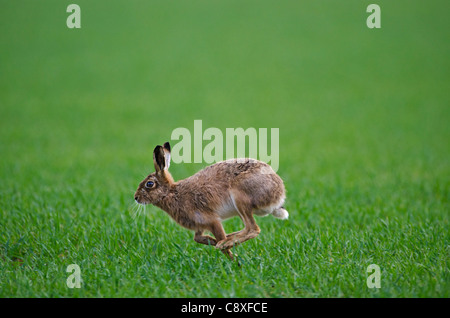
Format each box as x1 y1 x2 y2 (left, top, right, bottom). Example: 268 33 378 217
145 181 154 188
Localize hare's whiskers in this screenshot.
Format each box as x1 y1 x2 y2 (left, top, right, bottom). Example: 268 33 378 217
132 202 141 220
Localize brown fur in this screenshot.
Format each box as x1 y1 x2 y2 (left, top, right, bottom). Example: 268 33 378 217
134 142 288 259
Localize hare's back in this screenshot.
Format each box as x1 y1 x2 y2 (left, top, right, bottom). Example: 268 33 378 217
204 158 285 202
203 158 274 177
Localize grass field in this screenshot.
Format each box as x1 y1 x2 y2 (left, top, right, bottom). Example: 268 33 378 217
0 0 449 297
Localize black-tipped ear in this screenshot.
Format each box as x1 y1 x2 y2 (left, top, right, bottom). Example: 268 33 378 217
162 142 171 170
163 142 171 152
153 145 165 172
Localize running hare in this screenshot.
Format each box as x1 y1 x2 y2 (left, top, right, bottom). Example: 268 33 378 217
134 142 288 259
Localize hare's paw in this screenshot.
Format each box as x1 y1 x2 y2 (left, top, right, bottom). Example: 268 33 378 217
216 238 240 250
215 239 226 250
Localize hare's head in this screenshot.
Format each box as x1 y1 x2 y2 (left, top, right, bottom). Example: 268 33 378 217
135 142 174 205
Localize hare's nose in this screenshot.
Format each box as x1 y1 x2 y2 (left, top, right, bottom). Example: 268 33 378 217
134 196 138 201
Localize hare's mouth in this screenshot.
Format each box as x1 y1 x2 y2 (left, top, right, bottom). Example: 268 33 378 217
135 199 149 205
134 196 148 205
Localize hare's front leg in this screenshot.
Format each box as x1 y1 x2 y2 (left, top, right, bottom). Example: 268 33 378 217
194 230 217 246
209 222 235 260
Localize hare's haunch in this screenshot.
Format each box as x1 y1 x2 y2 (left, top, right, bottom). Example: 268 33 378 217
134 142 288 259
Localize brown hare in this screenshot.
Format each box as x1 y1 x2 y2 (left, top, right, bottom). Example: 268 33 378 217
134 142 288 259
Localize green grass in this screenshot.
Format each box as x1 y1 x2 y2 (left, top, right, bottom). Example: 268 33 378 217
0 0 449 297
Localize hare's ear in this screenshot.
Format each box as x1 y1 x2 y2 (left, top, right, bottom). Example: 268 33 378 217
153 145 166 173
163 142 171 170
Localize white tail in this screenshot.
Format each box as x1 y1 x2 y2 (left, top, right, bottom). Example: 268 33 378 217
272 207 289 220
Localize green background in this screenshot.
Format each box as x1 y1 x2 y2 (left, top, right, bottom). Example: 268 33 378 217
0 0 448 297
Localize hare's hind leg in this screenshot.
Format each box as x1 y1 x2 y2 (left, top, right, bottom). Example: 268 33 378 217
226 230 243 238
216 193 261 250
217 216 260 250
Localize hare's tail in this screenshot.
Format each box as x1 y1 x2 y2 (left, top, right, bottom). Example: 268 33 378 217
272 207 289 220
